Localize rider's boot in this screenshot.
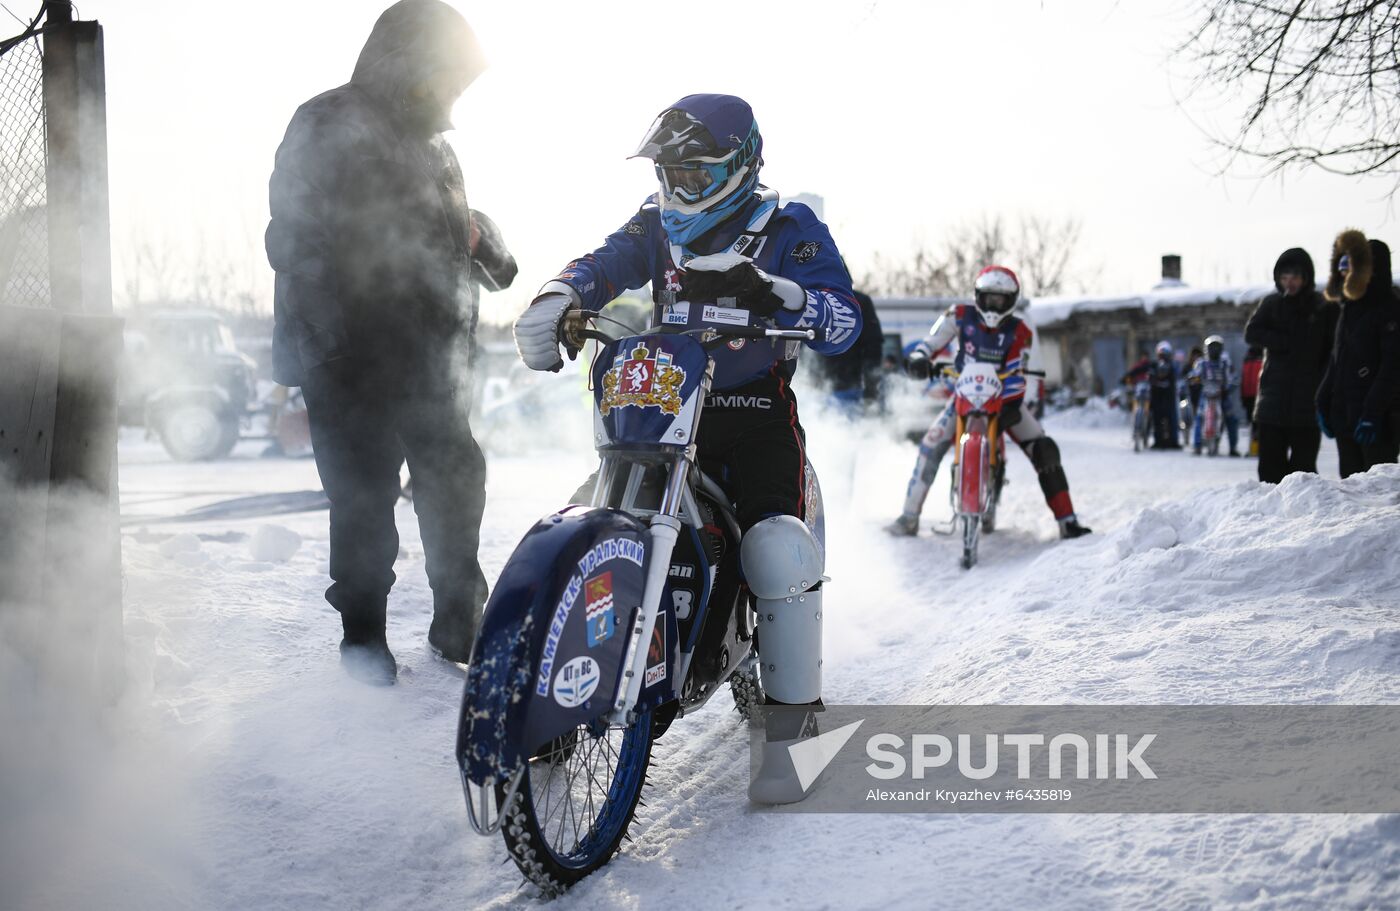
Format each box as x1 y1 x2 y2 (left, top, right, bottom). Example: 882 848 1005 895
751 699 824 805
1058 515 1093 539
741 515 825 805
885 513 919 536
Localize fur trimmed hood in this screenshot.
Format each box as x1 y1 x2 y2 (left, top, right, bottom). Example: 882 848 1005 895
1326 229 1372 302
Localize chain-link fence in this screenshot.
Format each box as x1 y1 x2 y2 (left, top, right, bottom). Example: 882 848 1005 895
0 12 50 308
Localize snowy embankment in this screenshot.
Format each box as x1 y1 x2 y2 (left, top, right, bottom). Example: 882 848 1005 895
5 413 1398 910
1043 396 1131 430
898 460 1400 705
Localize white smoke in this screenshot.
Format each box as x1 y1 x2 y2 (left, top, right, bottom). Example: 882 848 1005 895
0 473 202 911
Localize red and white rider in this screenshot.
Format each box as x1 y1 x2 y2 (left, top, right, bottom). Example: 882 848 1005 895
888 266 1092 539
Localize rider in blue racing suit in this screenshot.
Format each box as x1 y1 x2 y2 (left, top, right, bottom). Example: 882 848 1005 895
512 94 859 805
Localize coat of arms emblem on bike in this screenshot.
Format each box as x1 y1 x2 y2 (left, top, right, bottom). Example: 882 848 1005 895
598 342 687 416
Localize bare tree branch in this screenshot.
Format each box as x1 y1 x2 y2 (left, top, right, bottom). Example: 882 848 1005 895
1180 0 1400 187
857 213 1094 298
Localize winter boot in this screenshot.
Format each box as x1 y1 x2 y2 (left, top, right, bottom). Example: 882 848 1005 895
427 610 477 665
1058 515 1093 539
339 637 397 686
749 703 823 805
885 514 919 537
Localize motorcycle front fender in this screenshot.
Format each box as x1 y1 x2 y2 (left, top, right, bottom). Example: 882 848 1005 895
456 505 650 786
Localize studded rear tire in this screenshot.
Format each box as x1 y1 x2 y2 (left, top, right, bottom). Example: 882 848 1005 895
729 660 765 721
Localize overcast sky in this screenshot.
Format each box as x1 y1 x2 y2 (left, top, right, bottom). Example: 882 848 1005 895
73 0 1399 321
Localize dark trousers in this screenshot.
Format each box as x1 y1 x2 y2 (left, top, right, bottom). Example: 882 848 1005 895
1256 423 1320 483
698 373 808 531
1149 388 1179 448
301 363 488 652
1335 430 1400 480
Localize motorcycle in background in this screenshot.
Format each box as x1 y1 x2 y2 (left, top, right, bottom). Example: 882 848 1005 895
926 361 1010 569
1196 376 1225 456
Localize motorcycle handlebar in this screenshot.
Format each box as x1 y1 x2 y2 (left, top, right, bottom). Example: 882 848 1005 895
929 361 1030 382
569 310 824 348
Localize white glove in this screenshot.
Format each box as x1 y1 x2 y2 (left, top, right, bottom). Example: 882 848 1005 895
514 285 578 372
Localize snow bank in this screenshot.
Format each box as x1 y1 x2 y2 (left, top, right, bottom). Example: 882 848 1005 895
923 464 1400 706
1044 396 1131 430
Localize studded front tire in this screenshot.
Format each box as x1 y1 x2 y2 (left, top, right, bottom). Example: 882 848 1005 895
499 713 654 896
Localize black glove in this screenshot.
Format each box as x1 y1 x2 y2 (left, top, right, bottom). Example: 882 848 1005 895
904 354 932 380
680 259 784 316
468 209 517 292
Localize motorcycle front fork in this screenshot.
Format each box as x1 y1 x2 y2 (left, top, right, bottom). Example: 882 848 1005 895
603 457 689 726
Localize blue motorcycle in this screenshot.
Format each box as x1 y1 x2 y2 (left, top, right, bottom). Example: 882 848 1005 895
456 312 825 894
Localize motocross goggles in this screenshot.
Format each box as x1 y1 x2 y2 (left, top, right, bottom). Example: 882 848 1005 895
976 291 1016 316
652 123 761 208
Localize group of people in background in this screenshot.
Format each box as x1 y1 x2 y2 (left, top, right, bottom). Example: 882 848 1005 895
1124 335 1248 458
1122 229 1400 483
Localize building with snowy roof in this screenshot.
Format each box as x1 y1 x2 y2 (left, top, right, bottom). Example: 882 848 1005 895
1027 255 1273 397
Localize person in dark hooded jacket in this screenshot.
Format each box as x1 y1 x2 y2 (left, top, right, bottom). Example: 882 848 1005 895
1317 230 1400 478
1244 248 1338 482
265 0 507 684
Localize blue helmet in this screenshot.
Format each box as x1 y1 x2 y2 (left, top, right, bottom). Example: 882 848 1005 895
631 94 762 246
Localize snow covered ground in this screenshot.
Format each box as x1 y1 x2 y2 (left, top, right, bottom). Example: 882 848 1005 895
8 408 1400 911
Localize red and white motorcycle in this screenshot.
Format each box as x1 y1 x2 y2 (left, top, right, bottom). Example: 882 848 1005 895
931 362 1010 569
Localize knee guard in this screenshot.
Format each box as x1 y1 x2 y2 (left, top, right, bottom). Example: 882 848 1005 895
1022 435 1062 474
1022 436 1073 517
741 515 824 704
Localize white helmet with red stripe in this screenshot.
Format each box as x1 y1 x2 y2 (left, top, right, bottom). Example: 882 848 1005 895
973 265 1021 328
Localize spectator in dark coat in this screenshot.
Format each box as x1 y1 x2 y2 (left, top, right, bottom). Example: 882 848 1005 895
1244 248 1338 482
1317 230 1400 478
264 0 497 684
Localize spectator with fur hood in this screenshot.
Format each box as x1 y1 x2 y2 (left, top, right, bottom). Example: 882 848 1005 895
1244 248 1338 482
1316 229 1400 478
